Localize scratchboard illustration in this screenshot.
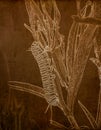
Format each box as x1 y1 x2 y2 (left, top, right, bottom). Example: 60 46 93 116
0 0 101 129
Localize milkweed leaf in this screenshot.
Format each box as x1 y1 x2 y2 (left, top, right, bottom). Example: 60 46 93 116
52 49 68 86
66 5 97 111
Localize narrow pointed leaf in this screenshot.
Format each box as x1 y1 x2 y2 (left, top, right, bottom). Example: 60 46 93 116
78 100 97 129
96 86 101 128
50 120 68 129
8 81 44 98
52 0 61 25
25 0 43 23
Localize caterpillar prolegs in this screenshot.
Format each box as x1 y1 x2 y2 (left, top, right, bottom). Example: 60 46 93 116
30 41 59 107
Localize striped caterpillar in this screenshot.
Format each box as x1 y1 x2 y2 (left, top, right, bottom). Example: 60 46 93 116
30 41 59 107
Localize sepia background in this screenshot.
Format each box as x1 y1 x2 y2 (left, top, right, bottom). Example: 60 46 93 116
0 0 99 129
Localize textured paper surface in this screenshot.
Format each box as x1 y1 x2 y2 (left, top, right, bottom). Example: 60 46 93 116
0 0 100 129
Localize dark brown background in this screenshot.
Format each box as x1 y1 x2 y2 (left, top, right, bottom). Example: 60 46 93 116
0 0 99 129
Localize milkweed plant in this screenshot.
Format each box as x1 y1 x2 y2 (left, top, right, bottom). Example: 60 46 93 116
8 0 101 129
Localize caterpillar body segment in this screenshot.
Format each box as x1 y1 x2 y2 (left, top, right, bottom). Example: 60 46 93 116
30 41 60 107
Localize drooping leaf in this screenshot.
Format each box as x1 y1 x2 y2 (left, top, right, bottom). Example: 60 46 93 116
50 120 68 130
8 81 45 99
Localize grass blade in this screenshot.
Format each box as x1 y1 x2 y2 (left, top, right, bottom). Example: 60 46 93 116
90 57 101 128
90 41 101 128
8 81 44 98
78 100 97 129
96 85 101 128
50 120 68 130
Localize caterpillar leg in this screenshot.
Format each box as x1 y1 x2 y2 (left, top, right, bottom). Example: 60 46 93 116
50 105 53 122
44 104 50 114
44 105 68 129
44 105 53 121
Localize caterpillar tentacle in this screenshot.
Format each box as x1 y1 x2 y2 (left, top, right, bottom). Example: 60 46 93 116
30 41 59 106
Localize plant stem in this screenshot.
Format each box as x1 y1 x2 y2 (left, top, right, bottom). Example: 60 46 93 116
55 75 80 129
